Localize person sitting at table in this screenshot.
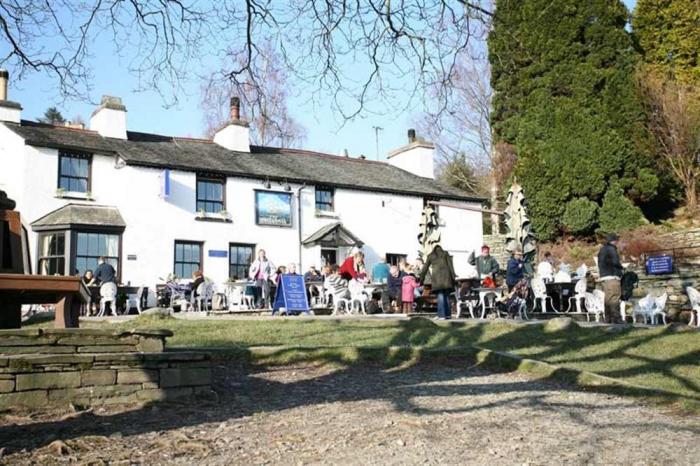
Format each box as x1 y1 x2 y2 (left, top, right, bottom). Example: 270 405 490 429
82 269 95 287
372 259 390 283
287 264 298 275
325 264 349 302
274 266 287 284
536 252 555 283
506 249 526 291
94 256 116 285
469 245 500 281
304 265 321 282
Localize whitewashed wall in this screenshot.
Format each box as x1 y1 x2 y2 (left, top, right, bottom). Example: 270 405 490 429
0 133 484 291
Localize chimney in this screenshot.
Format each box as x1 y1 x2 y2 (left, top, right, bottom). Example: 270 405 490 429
408 128 416 143
213 95 250 152
0 69 22 124
63 121 85 130
387 129 435 179
90 95 127 139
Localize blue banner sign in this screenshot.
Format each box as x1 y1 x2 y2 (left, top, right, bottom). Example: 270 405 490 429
208 250 228 258
646 255 673 275
273 274 310 315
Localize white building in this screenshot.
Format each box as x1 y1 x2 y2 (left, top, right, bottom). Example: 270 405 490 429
0 75 484 295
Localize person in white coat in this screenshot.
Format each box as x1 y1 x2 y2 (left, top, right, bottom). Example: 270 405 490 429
249 249 276 309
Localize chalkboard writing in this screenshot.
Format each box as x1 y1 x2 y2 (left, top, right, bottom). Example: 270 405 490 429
273 274 310 315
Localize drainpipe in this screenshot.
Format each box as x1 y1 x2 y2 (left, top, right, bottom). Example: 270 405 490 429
297 183 308 271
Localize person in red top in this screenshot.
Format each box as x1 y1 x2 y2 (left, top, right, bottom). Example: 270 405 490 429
339 250 365 281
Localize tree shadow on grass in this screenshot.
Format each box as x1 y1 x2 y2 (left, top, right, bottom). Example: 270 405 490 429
1 318 699 455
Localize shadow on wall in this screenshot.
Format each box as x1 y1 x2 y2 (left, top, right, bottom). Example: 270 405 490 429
1 319 699 455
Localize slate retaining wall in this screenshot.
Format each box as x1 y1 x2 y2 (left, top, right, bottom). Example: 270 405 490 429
0 329 213 408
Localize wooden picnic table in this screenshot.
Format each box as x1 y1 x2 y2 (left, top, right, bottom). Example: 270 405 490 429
0 274 90 328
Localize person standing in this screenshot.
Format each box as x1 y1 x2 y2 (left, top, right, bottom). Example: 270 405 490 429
598 233 624 324
401 266 420 314
420 245 456 320
506 249 526 291
94 257 116 285
469 245 500 280
371 259 390 283
249 249 276 309
339 250 365 281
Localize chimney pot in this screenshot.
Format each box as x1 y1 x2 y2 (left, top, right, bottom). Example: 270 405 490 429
359 154 366 160
408 128 416 143
0 69 8 101
230 96 241 121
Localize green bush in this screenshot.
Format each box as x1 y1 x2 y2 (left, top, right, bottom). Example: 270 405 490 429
562 198 598 235
598 181 645 234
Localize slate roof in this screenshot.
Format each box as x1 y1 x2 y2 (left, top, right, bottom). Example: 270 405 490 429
31 204 126 230
302 222 364 247
4 120 484 202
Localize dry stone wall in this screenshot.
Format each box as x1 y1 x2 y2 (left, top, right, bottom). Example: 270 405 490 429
0 329 213 408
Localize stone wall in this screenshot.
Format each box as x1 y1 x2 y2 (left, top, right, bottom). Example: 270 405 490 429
629 267 700 322
0 329 212 408
481 233 509 267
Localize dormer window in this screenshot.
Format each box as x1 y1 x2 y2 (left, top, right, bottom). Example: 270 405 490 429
196 175 225 214
58 151 91 193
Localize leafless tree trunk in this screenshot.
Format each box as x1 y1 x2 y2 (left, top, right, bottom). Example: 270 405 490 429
637 69 700 213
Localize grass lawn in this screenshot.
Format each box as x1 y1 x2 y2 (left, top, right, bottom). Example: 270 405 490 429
27 314 700 411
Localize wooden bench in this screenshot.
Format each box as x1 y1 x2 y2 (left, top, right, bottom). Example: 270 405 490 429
0 274 89 328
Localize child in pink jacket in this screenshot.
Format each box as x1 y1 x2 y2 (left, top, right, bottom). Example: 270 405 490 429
401 266 420 314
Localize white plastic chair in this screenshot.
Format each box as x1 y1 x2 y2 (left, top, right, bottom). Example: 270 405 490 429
631 294 656 324
124 287 145 315
331 291 352 315
308 284 325 307
686 286 700 327
584 290 605 322
347 280 368 314
569 278 587 313
98 282 118 317
195 282 215 313
650 292 668 325
531 277 553 313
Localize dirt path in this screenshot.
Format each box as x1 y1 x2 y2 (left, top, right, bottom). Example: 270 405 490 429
1 362 697 465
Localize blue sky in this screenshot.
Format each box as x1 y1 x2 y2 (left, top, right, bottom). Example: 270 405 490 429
3 0 637 160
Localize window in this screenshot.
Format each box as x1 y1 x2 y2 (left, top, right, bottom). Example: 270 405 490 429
38 232 65 275
385 253 407 267
75 232 120 276
315 187 334 212
58 151 91 193
174 241 202 278
196 176 225 214
229 243 255 279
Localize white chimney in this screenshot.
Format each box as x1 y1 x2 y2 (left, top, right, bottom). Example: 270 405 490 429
213 97 250 152
386 128 435 179
90 95 127 139
0 69 22 124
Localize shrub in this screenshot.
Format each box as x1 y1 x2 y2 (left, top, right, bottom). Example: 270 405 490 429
598 181 645 235
562 198 598 235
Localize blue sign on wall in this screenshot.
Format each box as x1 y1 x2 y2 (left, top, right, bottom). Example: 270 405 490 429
208 250 228 258
160 169 171 198
273 274 310 315
646 255 673 275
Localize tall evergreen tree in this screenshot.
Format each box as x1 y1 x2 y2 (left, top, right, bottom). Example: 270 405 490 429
489 0 657 240
38 107 66 125
633 0 700 85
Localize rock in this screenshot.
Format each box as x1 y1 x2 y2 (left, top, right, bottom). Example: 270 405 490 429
543 317 576 332
396 439 405 447
48 440 71 456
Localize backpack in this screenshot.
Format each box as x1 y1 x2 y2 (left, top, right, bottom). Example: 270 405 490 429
620 271 639 301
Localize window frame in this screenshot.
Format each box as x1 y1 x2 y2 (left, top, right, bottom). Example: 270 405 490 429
72 230 122 280
37 231 67 276
196 175 226 214
57 150 92 194
173 240 203 279
228 242 256 280
385 253 407 267
315 186 335 212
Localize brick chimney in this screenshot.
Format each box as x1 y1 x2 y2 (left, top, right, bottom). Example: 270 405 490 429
213 96 250 152
0 69 22 124
90 95 127 139
386 128 435 179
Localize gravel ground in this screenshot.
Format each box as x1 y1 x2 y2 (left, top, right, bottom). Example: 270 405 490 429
0 362 698 465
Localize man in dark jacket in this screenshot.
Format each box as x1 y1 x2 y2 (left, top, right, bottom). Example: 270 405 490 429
420 245 456 320
94 257 116 285
597 233 624 324
506 249 525 290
